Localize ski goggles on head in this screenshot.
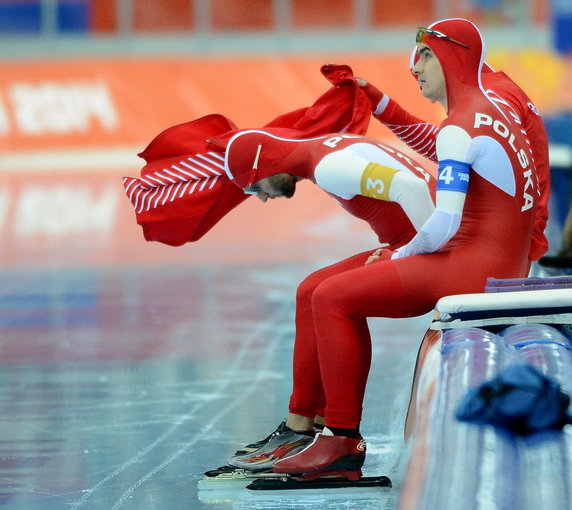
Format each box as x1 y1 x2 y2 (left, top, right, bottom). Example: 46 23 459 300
416 26 470 50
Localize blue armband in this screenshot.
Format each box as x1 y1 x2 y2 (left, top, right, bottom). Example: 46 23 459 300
437 159 471 193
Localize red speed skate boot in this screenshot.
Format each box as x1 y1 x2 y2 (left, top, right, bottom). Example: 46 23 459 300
272 428 366 481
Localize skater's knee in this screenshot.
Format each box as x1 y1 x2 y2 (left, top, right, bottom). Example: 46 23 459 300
296 274 322 303
311 279 345 313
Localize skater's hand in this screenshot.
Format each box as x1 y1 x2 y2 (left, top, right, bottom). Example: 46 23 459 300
355 79 384 113
365 248 394 265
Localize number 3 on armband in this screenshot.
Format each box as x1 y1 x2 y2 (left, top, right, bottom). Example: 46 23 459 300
366 177 385 194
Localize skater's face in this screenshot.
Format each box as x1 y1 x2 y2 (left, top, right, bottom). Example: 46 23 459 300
412 44 447 108
243 173 298 202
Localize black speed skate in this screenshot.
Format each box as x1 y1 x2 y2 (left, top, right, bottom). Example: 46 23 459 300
232 420 290 456
199 421 314 488
228 424 313 471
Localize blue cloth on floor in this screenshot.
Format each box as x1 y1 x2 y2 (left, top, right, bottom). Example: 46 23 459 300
455 363 571 434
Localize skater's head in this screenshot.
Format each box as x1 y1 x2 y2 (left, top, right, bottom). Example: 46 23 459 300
223 129 310 201
411 19 485 112
242 173 300 202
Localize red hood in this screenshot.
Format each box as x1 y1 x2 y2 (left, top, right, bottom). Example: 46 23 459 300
224 128 318 189
417 18 487 113
409 46 493 75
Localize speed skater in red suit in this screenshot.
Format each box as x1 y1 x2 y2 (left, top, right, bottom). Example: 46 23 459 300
221 127 437 473
340 17 550 440
349 20 549 264
249 19 539 480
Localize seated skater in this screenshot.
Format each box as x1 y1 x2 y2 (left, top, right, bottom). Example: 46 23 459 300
228 18 541 481
333 17 550 438
219 127 436 471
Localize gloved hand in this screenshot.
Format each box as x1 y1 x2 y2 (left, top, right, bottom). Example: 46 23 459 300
358 81 384 114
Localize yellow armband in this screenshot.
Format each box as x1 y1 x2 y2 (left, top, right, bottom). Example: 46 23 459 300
360 162 399 201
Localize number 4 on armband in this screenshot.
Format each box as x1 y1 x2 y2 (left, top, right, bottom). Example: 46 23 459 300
439 165 454 185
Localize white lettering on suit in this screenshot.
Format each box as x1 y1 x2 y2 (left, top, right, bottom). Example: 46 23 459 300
473 113 534 212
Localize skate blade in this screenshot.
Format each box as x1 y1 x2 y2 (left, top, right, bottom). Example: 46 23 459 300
198 469 279 490
299 469 362 482
246 474 392 491
198 470 286 501
203 465 272 477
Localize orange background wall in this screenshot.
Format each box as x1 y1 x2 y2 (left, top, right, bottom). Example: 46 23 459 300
0 54 443 153
2 51 568 154
0 51 568 268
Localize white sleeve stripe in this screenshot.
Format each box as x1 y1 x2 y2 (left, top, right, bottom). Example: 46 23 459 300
374 95 390 116
401 125 434 145
384 122 438 160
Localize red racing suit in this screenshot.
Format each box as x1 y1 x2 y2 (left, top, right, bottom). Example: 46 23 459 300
288 19 539 428
364 62 550 261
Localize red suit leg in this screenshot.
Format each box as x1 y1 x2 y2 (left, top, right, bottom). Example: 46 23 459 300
311 260 409 428
288 251 370 418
